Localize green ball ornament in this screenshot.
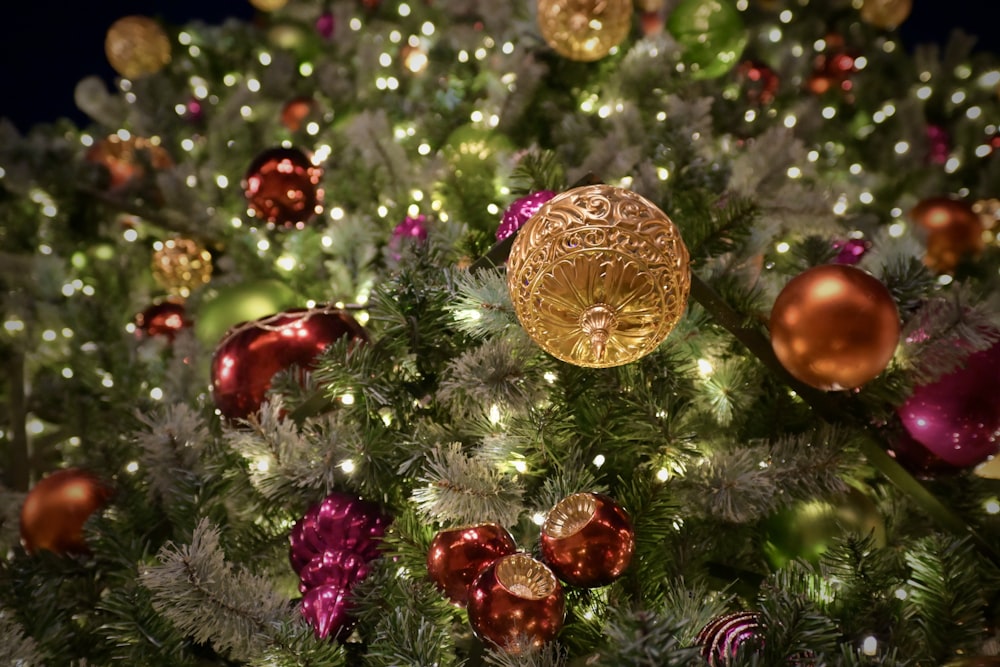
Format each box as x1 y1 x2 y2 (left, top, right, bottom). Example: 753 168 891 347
762 487 885 569
667 0 747 79
194 279 298 346
441 125 513 173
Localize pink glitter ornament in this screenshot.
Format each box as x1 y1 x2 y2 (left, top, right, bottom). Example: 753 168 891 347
696 611 762 666
832 238 871 265
496 191 556 241
315 10 335 39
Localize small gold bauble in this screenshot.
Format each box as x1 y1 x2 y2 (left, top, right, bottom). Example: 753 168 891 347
859 0 912 29
507 184 690 368
105 16 172 79
250 0 290 10
537 0 634 62
151 237 213 299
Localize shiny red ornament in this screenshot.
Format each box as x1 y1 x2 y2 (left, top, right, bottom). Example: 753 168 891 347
737 60 779 106
210 306 367 421
135 300 190 340
467 553 565 653
806 35 857 98
426 523 518 606
20 468 112 555
281 97 316 132
540 492 634 588
769 264 900 391
242 147 324 229
909 197 984 274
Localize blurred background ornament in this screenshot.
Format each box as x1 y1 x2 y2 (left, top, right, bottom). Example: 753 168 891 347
736 60 780 106
150 237 213 299
249 0 290 10
20 469 112 555
193 278 298 345
909 197 985 274
105 16 172 79
769 264 900 391
134 299 191 341
973 198 1000 245
831 238 871 265
896 341 1000 469
85 134 173 190
426 523 518 606
667 0 747 79
281 97 317 132
806 34 857 98
507 184 690 368
211 306 368 421
540 492 634 587
925 124 951 165
536 0 634 62
859 0 912 29
316 10 336 39
496 190 556 241
467 553 565 652
243 147 324 229
696 611 762 667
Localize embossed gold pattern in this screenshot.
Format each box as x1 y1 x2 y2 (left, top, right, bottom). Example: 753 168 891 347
507 184 690 368
536 0 634 62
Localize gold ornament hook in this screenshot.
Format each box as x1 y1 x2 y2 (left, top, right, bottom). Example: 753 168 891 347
579 304 618 362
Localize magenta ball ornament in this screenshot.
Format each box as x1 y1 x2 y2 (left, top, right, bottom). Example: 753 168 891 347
496 190 556 241
896 342 1000 468
298 549 372 593
289 492 391 575
300 584 356 639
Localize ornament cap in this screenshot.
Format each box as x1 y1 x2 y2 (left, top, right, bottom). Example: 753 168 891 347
580 304 618 362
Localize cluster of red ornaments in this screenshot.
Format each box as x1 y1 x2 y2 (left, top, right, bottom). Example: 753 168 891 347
425 492 634 652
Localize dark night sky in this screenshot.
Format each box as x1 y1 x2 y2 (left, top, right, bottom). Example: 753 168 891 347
2 1 1000 133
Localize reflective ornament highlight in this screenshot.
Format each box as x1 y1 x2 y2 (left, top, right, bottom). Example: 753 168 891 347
85 134 173 190
105 16 172 79
667 0 747 79
536 0 634 62
769 264 900 391
910 197 984 274
859 0 912 29
896 342 1000 468
497 190 556 242
210 306 367 421
467 553 565 653
135 300 191 340
427 523 518 606
20 469 112 555
151 237 213 299
697 612 762 667
507 184 690 368
243 147 324 229
540 493 634 587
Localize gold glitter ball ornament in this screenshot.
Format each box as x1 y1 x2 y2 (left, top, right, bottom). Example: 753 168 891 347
859 0 912 29
507 184 690 368
537 0 634 62
151 237 213 298
105 16 172 80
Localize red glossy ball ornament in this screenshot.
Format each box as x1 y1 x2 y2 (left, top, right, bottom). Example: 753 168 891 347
243 147 324 229
909 197 984 274
540 492 634 588
769 264 900 391
210 306 367 421
20 469 112 555
135 299 190 340
467 553 565 653
426 523 518 606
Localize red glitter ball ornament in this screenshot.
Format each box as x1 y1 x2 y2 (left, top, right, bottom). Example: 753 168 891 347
20 468 112 555
242 147 324 229
540 492 634 588
426 523 518 606
135 299 191 340
210 305 367 421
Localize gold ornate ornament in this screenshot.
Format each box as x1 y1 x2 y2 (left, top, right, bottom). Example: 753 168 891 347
105 16 172 79
151 237 213 298
536 0 634 62
506 184 690 368
859 0 912 29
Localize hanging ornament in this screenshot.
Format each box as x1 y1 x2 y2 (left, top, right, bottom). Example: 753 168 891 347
243 147 324 229
639 10 665 36
909 197 984 274
299 549 372 593
316 11 336 39
925 124 951 165
831 238 871 265
20 469 112 555
973 198 1000 245
769 264 900 391
467 553 565 653
506 184 691 368
300 584 354 639
859 0 912 30
496 190 556 242
896 342 1000 469
104 16 172 79
540 493 634 588
392 214 430 244
667 0 748 80
696 611 763 667
211 306 368 420
134 299 191 340
150 237 213 299
250 0 289 10
806 34 857 98
193 279 298 346
536 0 634 62
426 523 518 606
85 134 173 190
281 97 317 132
736 61 780 106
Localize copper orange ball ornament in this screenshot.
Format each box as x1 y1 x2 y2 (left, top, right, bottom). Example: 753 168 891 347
105 16 172 79
243 147 324 229
467 553 565 653
427 523 518 606
769 264 900 391
506 184 690 368
20 469 112 555
211 306 367 421
909 197 985 274
540 493 634 588
859 0 912 29
536 0 634 62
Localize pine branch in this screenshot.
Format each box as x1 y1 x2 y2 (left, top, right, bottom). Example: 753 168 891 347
508 149 566 195
445 268 518 339
589 606 705 667
134 403 210 507
481 641 567 667
0 483 25 555
365 607 462 667
0 606 45 667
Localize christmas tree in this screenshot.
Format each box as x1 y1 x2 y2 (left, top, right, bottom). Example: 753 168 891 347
3 0 1000 665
